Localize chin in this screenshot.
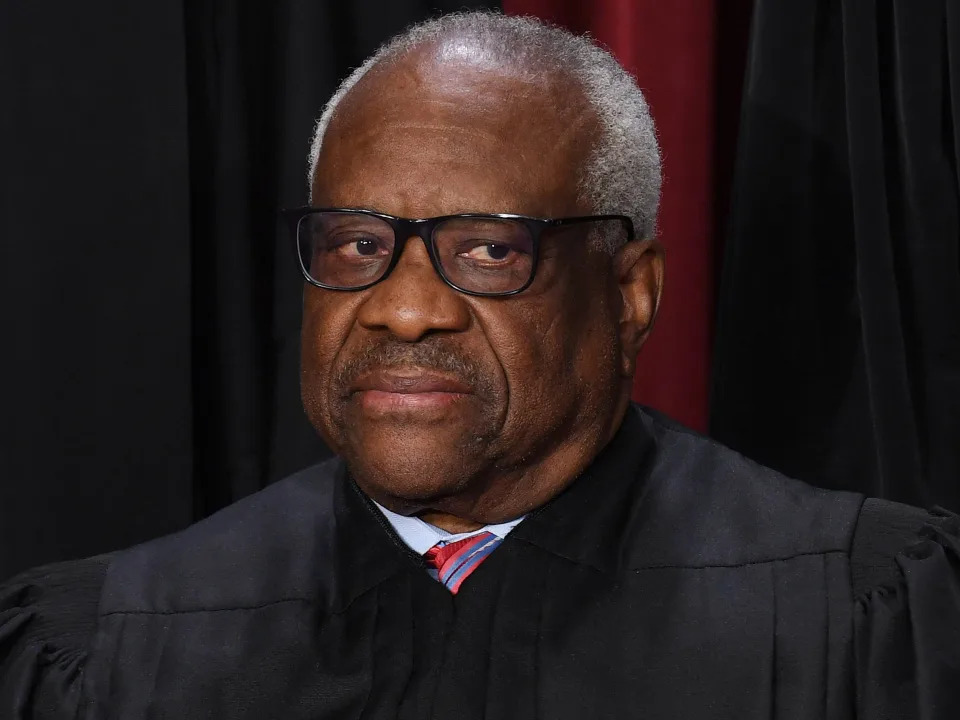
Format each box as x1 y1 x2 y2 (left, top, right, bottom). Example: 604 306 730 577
347 450 479 506
339 421 489 500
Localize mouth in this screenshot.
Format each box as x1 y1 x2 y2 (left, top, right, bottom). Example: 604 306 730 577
348 368 473 413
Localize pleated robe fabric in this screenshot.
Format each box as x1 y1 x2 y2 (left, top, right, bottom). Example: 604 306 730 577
1 406 959 718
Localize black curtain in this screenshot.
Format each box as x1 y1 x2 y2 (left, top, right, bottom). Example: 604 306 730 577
712 0 960 510
0 0 495 579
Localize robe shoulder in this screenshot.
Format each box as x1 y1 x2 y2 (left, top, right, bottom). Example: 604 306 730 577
850 499 960 715
632 409 960 715
98 458 345 615
619 408 868 568
0 459 343 719
0 553 111 719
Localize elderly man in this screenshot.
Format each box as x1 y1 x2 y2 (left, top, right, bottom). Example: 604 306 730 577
2 12 959 720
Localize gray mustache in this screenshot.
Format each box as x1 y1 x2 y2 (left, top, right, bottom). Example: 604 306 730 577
334 339 488 395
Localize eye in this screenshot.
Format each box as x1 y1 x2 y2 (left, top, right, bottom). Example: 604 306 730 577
344 237 380 257
459 243 520 262
323 234 390 259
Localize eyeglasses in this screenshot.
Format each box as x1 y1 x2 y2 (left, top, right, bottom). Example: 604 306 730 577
282 207 634 297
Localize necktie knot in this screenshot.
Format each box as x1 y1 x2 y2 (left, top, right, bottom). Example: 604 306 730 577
424 531 501 594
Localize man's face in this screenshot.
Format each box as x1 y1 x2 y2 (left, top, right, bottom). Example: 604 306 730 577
302 52 632 520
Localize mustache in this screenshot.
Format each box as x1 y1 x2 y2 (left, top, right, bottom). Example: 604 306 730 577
333 338 489 397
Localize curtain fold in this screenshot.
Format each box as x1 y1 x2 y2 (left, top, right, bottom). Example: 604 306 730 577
0 0 196 577
712 0 960 508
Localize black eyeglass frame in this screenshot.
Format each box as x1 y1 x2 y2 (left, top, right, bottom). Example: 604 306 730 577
281 206 635 297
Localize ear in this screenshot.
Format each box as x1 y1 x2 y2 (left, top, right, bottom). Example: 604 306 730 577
613 238 664 378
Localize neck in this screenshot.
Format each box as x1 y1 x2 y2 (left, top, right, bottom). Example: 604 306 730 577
416 510 484 533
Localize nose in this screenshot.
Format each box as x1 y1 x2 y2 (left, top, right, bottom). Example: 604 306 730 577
355 236 471 342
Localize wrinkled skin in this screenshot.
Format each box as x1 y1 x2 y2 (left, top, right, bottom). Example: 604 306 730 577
302 45 664 531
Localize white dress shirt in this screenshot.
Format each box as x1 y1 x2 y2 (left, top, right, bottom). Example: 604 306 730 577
373 501 525 555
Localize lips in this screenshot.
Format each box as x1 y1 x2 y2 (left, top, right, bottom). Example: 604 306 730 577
349 368 473 397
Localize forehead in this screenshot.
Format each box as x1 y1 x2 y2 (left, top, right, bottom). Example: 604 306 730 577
312 51 597 218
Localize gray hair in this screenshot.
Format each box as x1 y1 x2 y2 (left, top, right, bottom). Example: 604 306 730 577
307 12 661 250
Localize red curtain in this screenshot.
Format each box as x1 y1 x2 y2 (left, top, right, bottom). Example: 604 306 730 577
503 0 733 432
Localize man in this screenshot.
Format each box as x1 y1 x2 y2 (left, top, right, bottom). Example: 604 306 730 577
2 12 958 719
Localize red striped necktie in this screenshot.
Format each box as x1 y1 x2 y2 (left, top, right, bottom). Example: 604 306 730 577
424 531 502 594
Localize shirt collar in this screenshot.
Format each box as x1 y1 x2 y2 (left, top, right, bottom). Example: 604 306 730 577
373 501 525 555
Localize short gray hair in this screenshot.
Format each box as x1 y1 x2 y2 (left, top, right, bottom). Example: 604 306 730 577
307 12 661 250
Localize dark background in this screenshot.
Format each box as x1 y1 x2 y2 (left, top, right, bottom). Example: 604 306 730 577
2 0 957 579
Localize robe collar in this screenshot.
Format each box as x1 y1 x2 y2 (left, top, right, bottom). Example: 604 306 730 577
508 405 655 574
335 405 655 604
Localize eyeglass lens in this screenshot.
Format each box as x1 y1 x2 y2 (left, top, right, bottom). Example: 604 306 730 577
297 212 536 294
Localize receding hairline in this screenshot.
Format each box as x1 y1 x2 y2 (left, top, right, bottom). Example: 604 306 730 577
328 38 592 122
312 45 599 187
307 12 662 246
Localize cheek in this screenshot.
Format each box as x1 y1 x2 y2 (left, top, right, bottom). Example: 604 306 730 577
300 291 358 423
475 313 587 426
483 279 619 424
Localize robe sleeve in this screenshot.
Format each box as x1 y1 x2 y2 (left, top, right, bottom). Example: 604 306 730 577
851 500 960 719
0 555 111 720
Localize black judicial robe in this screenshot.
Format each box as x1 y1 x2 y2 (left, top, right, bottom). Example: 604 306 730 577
2 407 959 719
